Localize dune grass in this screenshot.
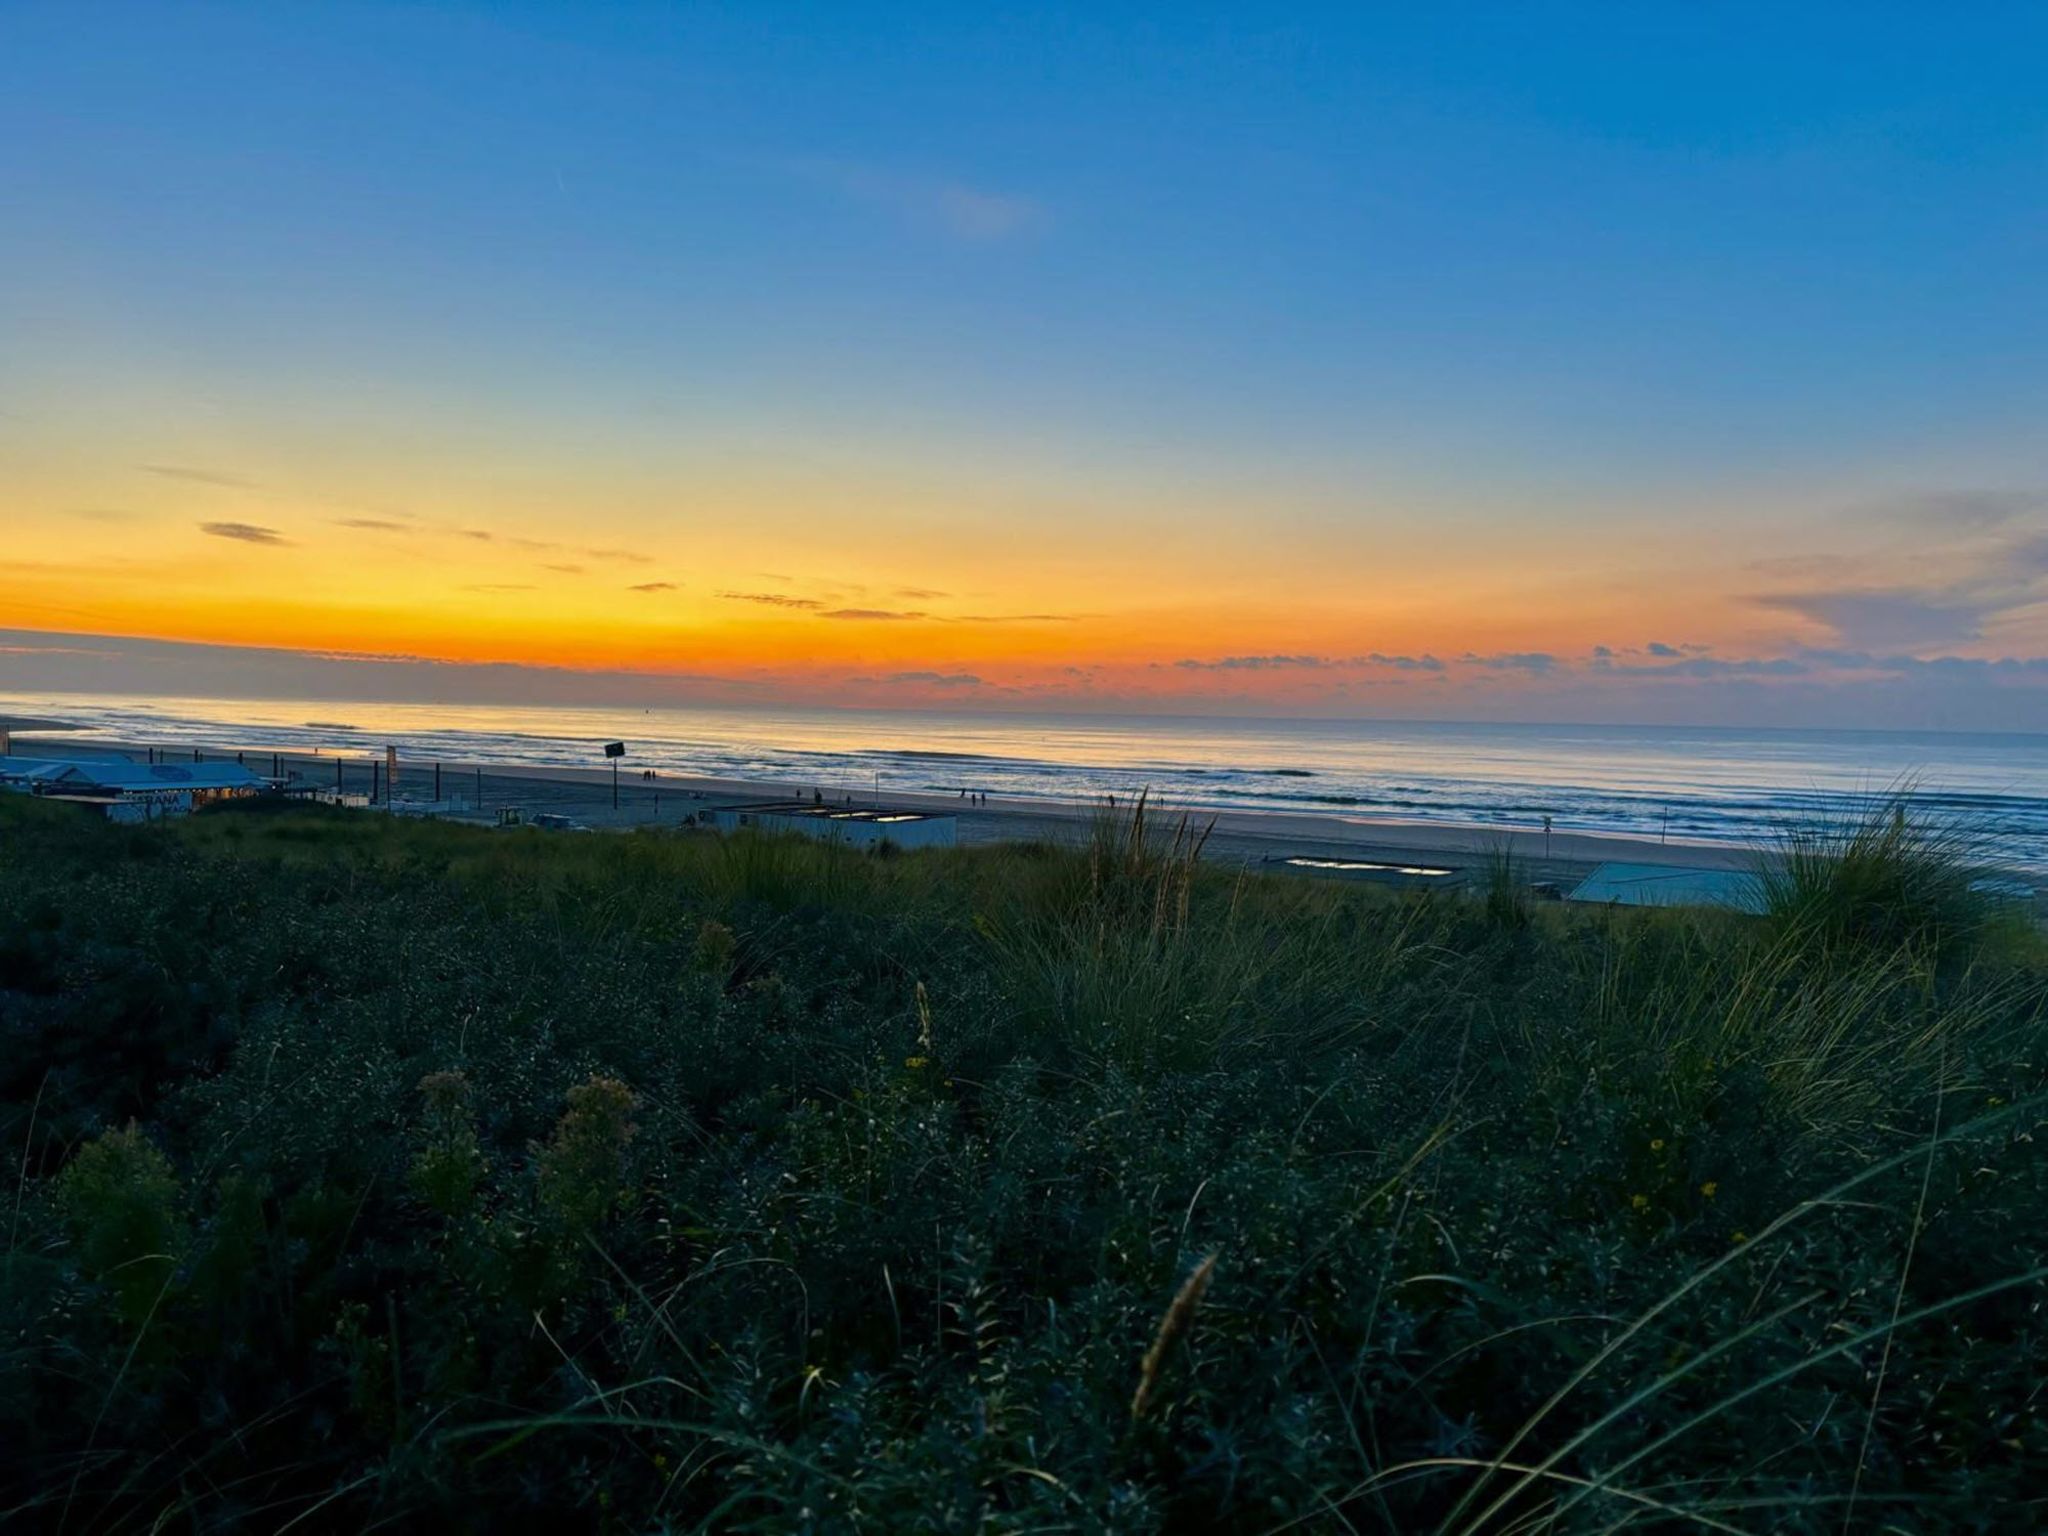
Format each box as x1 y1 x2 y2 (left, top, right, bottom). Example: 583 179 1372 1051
1 790 2044 1531
1757 784 2005 959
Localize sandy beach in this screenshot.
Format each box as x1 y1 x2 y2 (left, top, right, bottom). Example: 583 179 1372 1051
8 725 1763 890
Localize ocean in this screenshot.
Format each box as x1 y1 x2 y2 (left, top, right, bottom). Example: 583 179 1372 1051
7 692 2048 871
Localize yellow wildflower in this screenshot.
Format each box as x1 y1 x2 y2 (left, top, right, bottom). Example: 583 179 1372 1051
904 1055 929 1070
1731 1230 1748 1244
1650 1138 1665 1152
1630 1193 1649 1211
1700 1181 1718 1199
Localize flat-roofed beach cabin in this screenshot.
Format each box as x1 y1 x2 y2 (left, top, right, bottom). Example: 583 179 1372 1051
1565 861 1766 914
698 799 957 851
0 757 267 821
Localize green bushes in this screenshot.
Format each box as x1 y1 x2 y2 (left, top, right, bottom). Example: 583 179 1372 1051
534 1075 639 1235
410 1070 487 1218
1 792 2044 1530
56 1122 186 1326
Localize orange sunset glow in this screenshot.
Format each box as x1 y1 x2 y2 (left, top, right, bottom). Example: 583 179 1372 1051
10 436 2029 722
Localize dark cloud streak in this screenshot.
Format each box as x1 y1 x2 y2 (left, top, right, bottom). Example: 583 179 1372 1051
720 591 823 609
199 521 289 546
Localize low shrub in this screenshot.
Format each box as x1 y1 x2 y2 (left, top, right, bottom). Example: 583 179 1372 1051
0 792 2042 1530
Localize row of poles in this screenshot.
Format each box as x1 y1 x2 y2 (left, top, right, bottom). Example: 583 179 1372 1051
139 746 655 816
144 743 479 807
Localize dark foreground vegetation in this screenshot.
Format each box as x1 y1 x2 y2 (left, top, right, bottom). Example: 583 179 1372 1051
3 792 2045 1532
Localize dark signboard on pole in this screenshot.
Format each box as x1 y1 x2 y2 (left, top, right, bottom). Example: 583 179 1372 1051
604 742 626 808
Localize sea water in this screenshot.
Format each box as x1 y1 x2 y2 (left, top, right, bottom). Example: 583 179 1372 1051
7 692 2048 870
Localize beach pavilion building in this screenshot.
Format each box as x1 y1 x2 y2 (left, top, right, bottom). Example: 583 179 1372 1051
0 756 268 821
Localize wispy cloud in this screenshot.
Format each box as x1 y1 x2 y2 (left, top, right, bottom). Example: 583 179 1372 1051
628 581 677 593
1798 647 2048 680
885 670 983 687
456 527 654 564
1753 589 1996 649
0 626 749 709
1752 538 2048 650
66 508 140 523
1597 651 1811 678
1365 652 1447 672
0 641 114 658
1750 503 2048 648
951 612 1081 624
720 590 823 609
141 463 255 488
335 517 409 532
1460 652 1558 673
794 158 1045 243
1176 654 1330 671
1171 652 1446 673
1853 488 2048 532
543 563 585 574
199 521 289 546
820 607 926 621
895 586 949 600
1173 652 1448 674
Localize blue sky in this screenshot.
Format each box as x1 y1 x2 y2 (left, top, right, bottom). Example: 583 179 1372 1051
4 3 2046 725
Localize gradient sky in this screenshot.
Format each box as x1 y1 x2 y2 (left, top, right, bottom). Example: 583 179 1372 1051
4 3 2047 727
